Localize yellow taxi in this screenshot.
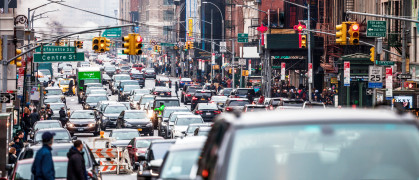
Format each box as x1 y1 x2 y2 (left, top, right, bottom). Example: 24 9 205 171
58 78 76 95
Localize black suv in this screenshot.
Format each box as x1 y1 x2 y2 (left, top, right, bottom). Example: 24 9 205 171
131 73 146 87
230 88 256 102
191 90 213 110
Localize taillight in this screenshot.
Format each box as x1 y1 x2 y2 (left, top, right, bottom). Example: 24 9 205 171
208 98 211 100
210 101 214 103
186 94 191 97
226 107 232 111
167 92 171 95
192 97 198 101
87 171 93 177
196 110 203 114
153 92 158 95
214 110 221 114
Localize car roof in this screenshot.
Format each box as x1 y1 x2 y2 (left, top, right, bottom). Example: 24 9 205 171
180 78 192 81
218 109 418 127
112 129 138 132
73 110 94 113
227 98 250 101
134 137 164 140
87 94 107 97
176 115 203 119
47 103 65 105
120 80 137 82
106 104 127 107
44 95 62 98
36 127 68 132
155 97 178 100
245 104 267 107
159 77 170 80
17 157 68 164
170 112 193 116
124 85 140 88
114 74 130 77
164 106 189 110
85 83 102 85
45 87 61 90
198 126 212 131
125 110 146 113
173 136 207 147
188 123 211 127
150 139 176 144
35 120 61 124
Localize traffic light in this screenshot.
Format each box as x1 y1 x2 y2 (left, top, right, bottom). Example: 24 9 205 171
98 38 106 52
348 23 360 45
134 35 143 55
11 49 22 67
92 37 100 52
157 45 161 52
122 34 132 55
242 70 249 76
336 23 347 45
370 47 375 62
75 41 83 49
154 45 158 52
301 35 307 48
185 41 191 49
103 38 111 52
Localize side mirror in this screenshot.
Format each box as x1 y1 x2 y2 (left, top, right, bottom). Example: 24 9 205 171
5 164 14 170
72 136 78 140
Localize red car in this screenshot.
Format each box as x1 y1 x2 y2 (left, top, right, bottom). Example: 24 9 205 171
11 157 68 180
132 64 144 71
127 136 163 169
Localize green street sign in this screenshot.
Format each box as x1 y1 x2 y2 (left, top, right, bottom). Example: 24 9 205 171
367 20 387 37
376 61 395 66
102 28 122 38
161 43 175 47
35 46 76 53
238 33 248 43
34 52 85 63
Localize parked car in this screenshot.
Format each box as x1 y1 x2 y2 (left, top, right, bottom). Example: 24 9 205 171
66 110 101 136
116 110 154 136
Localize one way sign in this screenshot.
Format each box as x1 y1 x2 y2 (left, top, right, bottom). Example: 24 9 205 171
0 93 11 103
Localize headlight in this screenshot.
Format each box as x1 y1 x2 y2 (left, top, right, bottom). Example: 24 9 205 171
88 123 95 127
102 116 108 121
136 152 141 156
146 123 153 127
67 122 74 128
147 111 153 118
161 122 167 126
124 121 132 127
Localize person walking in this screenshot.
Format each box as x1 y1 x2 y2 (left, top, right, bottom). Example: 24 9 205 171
67 140 88 180
29 108 40 127
22 103 31 141
59 107 67 126
11 136 23 156
39 106 46 120
8 147 17 175
175 81 179 97
46 104 54 120
32 131 55 180
67 80 74 96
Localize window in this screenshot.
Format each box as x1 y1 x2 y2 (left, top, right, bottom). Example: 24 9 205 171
163 10 174 21
163 26 171 36
163 0 174 5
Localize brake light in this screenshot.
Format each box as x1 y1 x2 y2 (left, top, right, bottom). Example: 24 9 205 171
226 107 232 111
192 97 198 101
214 110 221 114
208 98 211 100
196 110 203 114
210 101 214 103
186 94 191 97
153 92 158 95
167 92 171 95
87 171 93 177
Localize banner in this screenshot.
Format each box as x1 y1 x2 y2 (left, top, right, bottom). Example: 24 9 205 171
281 63 286 80
344 62 350 86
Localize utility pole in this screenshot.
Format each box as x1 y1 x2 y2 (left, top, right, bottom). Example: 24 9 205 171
307 4 312 101
211 10 214 83
2 0 9 113
232 39 235 88
401 22 406 89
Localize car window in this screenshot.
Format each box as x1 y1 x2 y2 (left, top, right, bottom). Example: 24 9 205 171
160 149 201 179
114 76 131 81
237 89 252 95
198 104 218 110
35 131 70 143
136 139 153 148
71 111 95 119
228 100 250 106
163 108 189 118
34 122 61 130
44 97 62 103
176 118 204 125
155 100 180 107
85 96 108 103
15 161 68 180
22 146 90 168
194 92 212 97
125 112 147 119
45 89 62 95
140 97 154 105
111 131 139 140
49 104 65 111
150 143 172 160
104 106 127 114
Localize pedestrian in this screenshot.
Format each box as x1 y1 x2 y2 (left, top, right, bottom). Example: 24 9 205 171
29 108 40 128
258 95 265 105
175 81 179 97
39 106 46 120
22 103 31 141
31 131 55 180
46 104 53 120
169 80 172 88
11 136 23 156
8 147 17 175
16 131 24 152
68 80 74 96
67 140 88 180
59 107 67 126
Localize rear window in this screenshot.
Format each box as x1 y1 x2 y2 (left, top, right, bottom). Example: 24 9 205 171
237 89 253 95
155 100 180 107
194 92 212 97
283 101 304 107
228 100 250 106
198 103 218 110
187 88 200 93
132 74 144 78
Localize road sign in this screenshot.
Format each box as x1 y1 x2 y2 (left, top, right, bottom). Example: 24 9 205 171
366 88 373 95
102 28 122 38
0 93 11 103
35 46 76 53
376 61 395 66
368 66 383 88
161 43 175 47
397 73 412 79
34 52 85 63
238 33 248 43
238 59 246 66
220 42 226 53
367 20 386 37
344 62 350 86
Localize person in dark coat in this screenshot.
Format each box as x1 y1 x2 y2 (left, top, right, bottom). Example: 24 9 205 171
67 140 88 180
59 107 67 126
46 104 53 120
32 131 55 180
175 81 179 97
29 108 40 127
68 80 74 96
8 147 17 175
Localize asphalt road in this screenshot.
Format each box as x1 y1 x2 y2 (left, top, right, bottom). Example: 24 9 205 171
65 74 187 180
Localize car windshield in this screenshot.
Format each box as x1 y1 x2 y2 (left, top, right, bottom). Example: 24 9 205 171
124 85 140 92
136 139 154 148
85 96 108 103
163 109 189 118
35 131 70 143
59 80 71 85
34 122 61 130
133 95 143 101
140 97 154 105
45 89 62 95
105 66 116 71
90 90 106 95
49 104 65 111
176 118 203 125
283 101 304 107
150 143 172 160
85 84 102 88
227 123 419 180
125 112 147 119
211 96 227 101
112 131 139 140
194 92 212 97
132 74 144 78
14 161 68 180
120 81 138 88
222 89 233 95
44 97 61 103
187 88 200 93
160 149 201 179
198 104 218 110
71 111 95 119
134 89 149 94
156 100 180 107
229 100 250 106
121 66 130 70
114 76 130 81
104 106 127 114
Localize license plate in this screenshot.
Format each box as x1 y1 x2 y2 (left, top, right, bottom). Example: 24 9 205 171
138 128 142 131
206 113 211 115
201 98 205 100
160 93 164 95
78 128 84 132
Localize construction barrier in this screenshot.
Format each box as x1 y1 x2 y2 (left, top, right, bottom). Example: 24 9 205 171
91 136 133 174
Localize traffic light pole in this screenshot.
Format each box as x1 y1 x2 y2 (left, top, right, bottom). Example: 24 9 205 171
1 1 9 113
307 4 312 102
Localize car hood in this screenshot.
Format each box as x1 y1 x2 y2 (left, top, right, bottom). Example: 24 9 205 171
111 140 131 147
69 119 96 124
125 119 151 125
173 125 188 132
103 113 120 118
